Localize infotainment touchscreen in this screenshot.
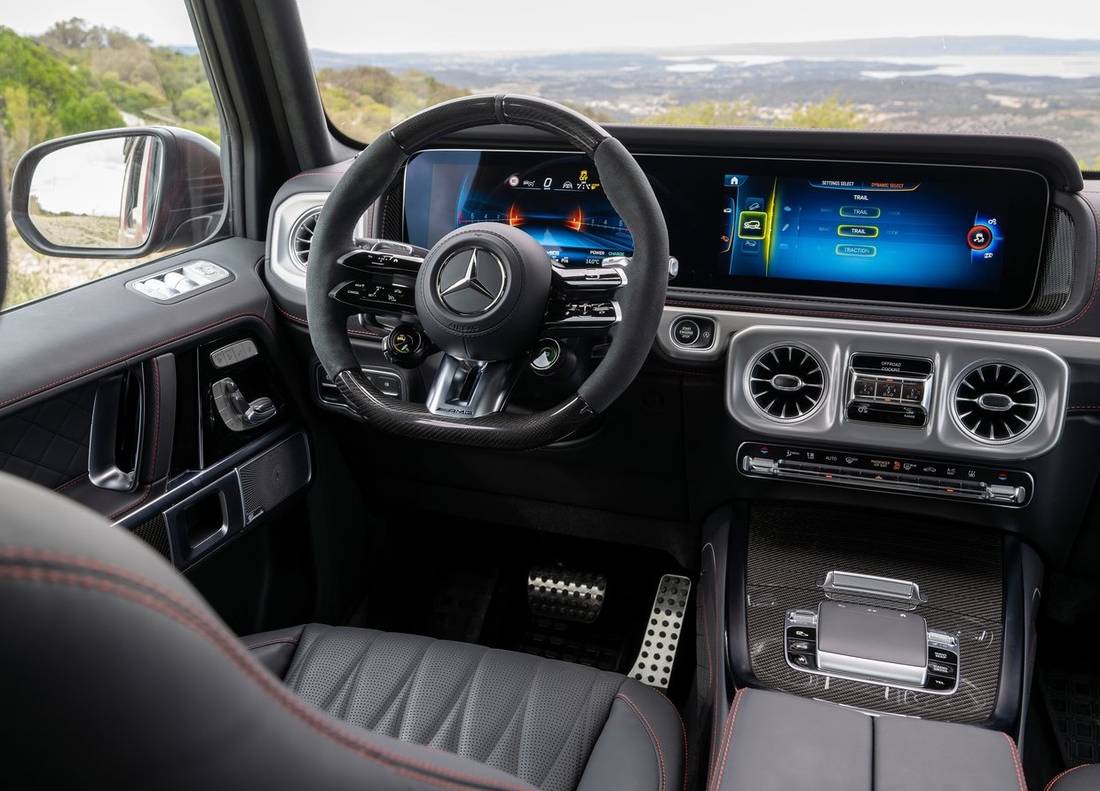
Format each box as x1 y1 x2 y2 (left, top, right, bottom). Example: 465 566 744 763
403 149 1050 311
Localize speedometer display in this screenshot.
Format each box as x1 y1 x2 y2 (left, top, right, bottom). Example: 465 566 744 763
403 149 632 266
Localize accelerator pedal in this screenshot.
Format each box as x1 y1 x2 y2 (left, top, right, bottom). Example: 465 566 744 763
527 567 607 623
631 574 691 688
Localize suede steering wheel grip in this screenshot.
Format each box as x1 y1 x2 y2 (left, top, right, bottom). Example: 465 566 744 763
306 94 669 450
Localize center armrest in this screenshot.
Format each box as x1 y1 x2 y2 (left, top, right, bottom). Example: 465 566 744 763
710 688 1024 791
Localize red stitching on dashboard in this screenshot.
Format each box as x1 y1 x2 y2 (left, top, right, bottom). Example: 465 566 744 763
0 312 272 412
272 303 384 339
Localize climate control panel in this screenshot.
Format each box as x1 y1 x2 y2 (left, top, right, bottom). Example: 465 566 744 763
738 441 1033 506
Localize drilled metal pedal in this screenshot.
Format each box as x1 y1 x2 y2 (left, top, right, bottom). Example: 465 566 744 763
527 567 607 623
631 574 691 688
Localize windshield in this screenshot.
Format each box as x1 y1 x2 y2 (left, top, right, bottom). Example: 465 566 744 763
300 1 1100 169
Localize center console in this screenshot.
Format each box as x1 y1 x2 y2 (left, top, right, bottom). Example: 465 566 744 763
724 503 1041 726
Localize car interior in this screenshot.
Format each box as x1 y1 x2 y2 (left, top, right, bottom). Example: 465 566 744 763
3 1 1100 789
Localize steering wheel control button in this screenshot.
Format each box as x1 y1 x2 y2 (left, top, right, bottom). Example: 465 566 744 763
332 279 415 312
670 316 715 349
967 224 994 251
531 339 563 374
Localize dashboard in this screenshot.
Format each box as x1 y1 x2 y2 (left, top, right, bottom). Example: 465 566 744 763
265 126 1099 559
403 149 1050 311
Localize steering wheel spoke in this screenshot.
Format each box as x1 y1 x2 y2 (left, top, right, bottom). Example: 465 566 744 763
426 355 524 418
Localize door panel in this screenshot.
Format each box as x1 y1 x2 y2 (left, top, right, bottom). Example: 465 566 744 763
0 233 318 630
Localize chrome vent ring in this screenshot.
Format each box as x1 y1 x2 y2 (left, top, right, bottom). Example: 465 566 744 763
953 362 1040 443
747 344 827 422
289 208 321 270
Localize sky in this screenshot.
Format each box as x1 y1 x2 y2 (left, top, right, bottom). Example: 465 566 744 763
3 0 1100 53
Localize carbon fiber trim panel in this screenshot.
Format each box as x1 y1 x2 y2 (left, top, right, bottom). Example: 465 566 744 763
131 512 171 561
744 505 1003 723
1030 205 1076 314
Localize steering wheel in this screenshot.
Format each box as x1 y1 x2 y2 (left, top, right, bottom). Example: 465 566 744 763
306 95 669 449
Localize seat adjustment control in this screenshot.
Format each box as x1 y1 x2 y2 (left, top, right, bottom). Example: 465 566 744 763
212 377 277 432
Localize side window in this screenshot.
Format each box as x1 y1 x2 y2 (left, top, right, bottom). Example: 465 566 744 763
1 16 225 310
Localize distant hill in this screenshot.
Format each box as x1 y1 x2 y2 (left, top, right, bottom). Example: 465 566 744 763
315 65 468 143
309 35 1100 69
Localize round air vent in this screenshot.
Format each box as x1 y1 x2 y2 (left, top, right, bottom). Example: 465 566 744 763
289 208 321 270
747 345 827 422
953 362 1040 443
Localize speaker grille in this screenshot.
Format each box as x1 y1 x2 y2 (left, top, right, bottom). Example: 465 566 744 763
748 345 827 422
238 433 311 524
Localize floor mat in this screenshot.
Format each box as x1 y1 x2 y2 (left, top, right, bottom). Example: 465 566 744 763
1041 670 1100 765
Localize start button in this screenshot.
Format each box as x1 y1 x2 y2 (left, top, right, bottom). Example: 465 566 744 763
670 316 716 349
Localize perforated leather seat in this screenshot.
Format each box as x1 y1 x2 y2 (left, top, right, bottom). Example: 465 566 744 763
0 472 683 791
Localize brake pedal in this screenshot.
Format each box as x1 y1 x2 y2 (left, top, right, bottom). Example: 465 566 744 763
631 574 691 688
527 567 607 623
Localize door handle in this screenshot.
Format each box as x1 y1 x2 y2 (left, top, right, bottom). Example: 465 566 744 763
211 377 276 431
88 368 145 491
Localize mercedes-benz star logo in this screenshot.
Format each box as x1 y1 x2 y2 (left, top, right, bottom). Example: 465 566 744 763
436 247 507 315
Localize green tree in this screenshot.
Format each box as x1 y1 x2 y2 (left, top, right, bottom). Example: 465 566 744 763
641 100 759 127
56 91 122 135
1 86 61 178
787 95 865 129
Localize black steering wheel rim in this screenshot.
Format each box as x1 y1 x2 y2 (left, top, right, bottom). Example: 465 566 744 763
306 95 669 449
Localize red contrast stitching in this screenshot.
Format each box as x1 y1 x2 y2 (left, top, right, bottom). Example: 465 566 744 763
616 692 668 791
708 688 744 791
652 689 689 791
108 486 153 522
0 312 272 412
1002 732 1028 791
1044 764 1089 791
0 552 535 791
272 303 383 339
53 475 86 493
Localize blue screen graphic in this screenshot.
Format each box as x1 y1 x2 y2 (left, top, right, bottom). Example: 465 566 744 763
720 175 1006 292
404 150 631 267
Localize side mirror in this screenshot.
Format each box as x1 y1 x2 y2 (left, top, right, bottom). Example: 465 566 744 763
10 127 224 259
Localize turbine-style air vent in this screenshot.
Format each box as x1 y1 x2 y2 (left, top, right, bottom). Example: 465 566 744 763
953 362 1040 443
748 345 826 422
289 208 321 270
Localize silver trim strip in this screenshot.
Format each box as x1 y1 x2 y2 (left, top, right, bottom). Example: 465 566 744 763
816 648 928 686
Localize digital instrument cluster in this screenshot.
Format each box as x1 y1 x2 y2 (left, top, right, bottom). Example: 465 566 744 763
403 150 1050 311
